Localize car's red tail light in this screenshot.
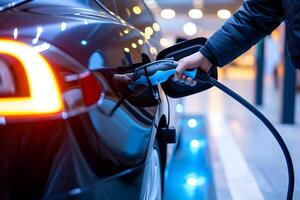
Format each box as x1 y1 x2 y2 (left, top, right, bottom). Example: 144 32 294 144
0 39 63 117
80 72 104 107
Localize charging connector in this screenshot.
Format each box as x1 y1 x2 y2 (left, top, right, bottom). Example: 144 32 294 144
129 59 294 200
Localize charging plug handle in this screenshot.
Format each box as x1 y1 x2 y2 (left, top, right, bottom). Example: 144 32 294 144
130 59 199 88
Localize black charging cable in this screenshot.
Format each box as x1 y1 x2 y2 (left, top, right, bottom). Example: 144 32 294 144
112 59 294 200
206 77 294 200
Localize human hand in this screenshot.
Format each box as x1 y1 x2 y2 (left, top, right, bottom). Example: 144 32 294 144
173 51 212 86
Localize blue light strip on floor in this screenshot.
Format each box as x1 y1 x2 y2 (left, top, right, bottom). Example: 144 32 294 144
164 115 216 200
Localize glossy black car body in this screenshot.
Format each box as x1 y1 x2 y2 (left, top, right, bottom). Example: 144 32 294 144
0 0 169 199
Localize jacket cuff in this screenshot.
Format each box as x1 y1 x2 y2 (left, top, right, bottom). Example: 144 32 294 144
199 42 219 66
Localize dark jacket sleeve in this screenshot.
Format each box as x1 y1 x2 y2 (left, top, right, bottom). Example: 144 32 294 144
200 0 284 67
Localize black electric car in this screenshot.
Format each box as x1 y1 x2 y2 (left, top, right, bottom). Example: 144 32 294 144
0 0 213 199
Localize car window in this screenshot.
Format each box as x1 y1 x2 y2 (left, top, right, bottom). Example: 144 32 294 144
96 0 162 53
114 0 154 32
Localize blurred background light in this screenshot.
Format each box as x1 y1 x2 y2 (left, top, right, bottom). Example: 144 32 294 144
132 6 142 15
190 139 206 152
160 38 169 47
138 39 144 45
153 22 160 32
188 9 203 19
81 40 87 46
145 26 154 36
186 177 198 186
176 103 184 113
187 118 198 128
150 47 157 54
185 173 206 187
161 9 176 19
217 9 232 19
131 43 137 48
183 22 197 36
190 139 200 149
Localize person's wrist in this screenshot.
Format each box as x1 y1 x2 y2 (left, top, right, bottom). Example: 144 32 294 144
199 43 218 67
200 56 212 72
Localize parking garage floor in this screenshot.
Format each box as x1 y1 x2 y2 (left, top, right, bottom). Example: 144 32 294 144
165 67 300 200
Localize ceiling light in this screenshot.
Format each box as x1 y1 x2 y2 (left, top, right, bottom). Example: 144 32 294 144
188 9 203 19
183 22 197 36
217 9 231 19
152 23 160 32
160 38 169 47
161 9 176 19
150 47 157 54
138 39 144 45
131 43 137 48
145 26 154 36
133 6 142 15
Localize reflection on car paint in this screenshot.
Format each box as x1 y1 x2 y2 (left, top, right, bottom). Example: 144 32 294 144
88 51 105 70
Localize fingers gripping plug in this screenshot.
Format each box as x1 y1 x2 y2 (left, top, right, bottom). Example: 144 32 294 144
129 59 199 89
